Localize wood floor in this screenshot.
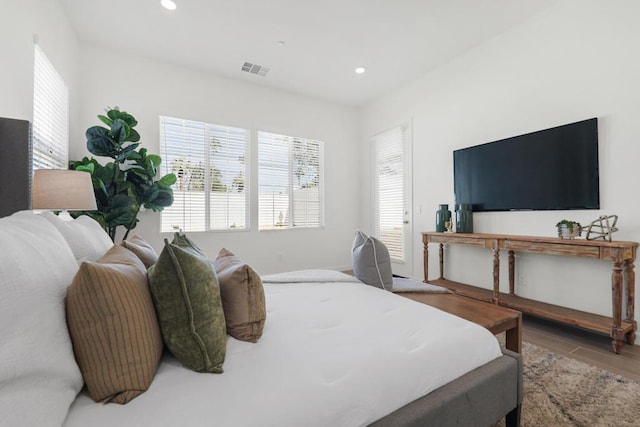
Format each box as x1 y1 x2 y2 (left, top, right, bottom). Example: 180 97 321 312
520 314 640 381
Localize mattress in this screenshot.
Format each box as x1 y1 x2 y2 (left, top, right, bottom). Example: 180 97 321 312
64 270 502 427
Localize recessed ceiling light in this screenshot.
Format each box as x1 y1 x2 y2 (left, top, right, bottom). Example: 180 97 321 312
355 67 366 74
161 0 177 10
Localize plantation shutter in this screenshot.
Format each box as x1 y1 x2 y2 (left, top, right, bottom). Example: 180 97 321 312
373 126 405 261
160 116 249 233
292 138 321 227
258 132 323 230
160 117 207 232
32 44 69 170
208 125 248 230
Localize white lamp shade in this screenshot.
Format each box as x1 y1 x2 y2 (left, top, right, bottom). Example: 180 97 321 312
32 169 97 211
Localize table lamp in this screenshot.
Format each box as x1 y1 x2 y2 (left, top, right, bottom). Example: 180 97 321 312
32 170 97 218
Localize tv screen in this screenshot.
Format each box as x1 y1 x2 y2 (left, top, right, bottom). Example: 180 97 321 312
453 118 599 212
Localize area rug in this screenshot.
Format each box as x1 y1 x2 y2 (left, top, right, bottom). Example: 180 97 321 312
500 341 640 426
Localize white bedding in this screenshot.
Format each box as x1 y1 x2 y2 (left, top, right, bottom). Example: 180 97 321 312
64 270 502 427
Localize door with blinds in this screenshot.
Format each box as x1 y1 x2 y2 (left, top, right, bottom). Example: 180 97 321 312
372 124 412 278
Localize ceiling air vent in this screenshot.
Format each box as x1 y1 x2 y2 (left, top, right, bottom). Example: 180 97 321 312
241 62 269 77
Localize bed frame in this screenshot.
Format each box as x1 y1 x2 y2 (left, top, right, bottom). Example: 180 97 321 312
372 349 522 427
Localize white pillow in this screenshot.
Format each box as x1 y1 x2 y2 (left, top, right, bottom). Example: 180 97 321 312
40 212 113 263
351 230 393 290
0 211 83 427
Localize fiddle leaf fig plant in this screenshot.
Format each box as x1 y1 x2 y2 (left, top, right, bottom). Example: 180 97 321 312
70 107 176 241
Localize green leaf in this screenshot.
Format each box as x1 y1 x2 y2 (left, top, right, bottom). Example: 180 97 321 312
86 126 119 158
128 128 141 142
86 125 110 140
93 178 108 198
157 173 177 187
126 150 142 161
118 112 138 128
87 136 118 158
144 186 160 202
69 157 92 170
110 193 134 209
117 143 140 162
110 119 130 143
75 163 95 174
145 187 173 210
107 109 119 120
147 154 161 167
98 115 113 126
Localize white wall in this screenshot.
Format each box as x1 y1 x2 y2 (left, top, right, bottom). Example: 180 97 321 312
1 0 79 134
73 44 360 274
361 0 640 318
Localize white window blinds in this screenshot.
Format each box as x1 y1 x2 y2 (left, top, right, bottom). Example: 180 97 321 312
160 116 249 233
32 45 69 170
373 126 405 262
258 132 323 230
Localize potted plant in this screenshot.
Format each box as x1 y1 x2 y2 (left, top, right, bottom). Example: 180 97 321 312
556 219 582 239
70 108 176 241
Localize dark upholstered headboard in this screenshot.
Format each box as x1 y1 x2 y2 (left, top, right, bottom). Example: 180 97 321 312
0 117 31 218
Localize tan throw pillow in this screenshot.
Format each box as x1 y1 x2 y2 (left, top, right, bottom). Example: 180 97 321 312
121 234 158 268
147 240 226 373
65 245 163 404
213 248 266 343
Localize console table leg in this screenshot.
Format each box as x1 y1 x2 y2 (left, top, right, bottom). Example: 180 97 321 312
612 261 624 354
508 250 515 296
493 247 500 304
423 242 429 283
439 243 444 279
625 260 636 345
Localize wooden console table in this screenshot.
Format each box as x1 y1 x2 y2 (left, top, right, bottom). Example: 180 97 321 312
422 232 638 354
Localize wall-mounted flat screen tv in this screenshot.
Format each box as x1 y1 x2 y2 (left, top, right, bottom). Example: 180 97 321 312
453 118 599 212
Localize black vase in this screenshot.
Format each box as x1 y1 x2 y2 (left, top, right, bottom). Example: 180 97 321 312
455 204 473 233
435 204 452 232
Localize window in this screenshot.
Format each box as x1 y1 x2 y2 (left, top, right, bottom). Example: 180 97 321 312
32 45 69 170
159 116 249 232
373 126 408 262
258 132 323 230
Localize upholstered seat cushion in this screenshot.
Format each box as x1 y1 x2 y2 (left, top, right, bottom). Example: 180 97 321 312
213 248 266 342
66 245 163 404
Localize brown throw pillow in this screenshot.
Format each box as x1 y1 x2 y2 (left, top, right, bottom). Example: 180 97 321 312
147 239 226 373
213 248 266 343
121 234 158 268
65 245 163 404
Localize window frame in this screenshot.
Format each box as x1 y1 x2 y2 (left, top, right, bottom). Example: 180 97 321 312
159 116 250 233
257 131 324 231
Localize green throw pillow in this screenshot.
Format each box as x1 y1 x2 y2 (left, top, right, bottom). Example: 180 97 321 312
147 239 226 373
171 232 207 258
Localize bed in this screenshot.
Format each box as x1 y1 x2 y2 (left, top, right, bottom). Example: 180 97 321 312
64 270 521 426
0 211 521 427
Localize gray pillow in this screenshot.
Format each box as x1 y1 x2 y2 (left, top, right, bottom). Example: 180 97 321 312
351 230 393 290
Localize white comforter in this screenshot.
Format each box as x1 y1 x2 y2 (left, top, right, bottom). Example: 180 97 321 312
64 271 501 427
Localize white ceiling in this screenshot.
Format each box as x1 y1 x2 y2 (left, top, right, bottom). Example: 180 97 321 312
59 0 559 107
